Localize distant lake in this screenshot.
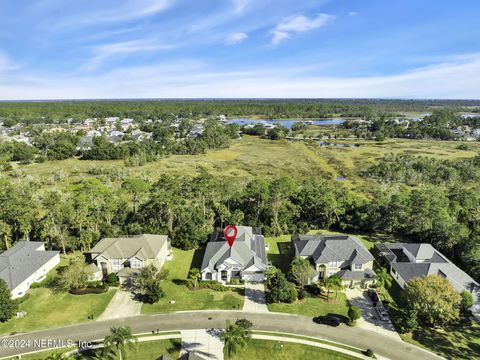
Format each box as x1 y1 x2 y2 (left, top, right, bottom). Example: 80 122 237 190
226 118 345 129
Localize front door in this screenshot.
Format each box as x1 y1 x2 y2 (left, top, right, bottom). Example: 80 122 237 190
101 262 108 277
221 270 228 281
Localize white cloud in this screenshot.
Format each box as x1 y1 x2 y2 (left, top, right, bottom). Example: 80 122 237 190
232 0 249 13
348 11 357 16
46 0 174 29
81 40 172 72
2 55 480 100
271 13 334 45
0 51 19 72
224 32 248 45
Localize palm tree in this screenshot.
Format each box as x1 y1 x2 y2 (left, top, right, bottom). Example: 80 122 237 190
330 275 344 299
220 321 251 360
103 326 137 360
188 268 201 288
375 267 392 293
321 276 334 299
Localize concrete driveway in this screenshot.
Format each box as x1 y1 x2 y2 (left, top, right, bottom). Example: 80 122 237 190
181 329 224 360
97 288 142 321
243 282 269 313
345 288 400 340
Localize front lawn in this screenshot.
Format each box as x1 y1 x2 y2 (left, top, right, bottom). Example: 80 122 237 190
268 292 350 318
142 248 244 313
231 339 357 360
0 287 116 335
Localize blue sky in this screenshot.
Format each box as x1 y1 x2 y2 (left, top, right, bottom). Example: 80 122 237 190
0 0 479 99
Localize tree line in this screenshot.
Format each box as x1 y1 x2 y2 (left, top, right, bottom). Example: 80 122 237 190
365 153 480 185
0 172 478 282
344 109 480 140
1 99 479 124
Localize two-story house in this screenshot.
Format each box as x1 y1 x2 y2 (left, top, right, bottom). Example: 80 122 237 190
201 226 268 283
292 234 375 288
376 242 480 321
87 234 171 284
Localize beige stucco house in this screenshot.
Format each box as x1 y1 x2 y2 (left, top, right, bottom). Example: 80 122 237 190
88 234 171 284
292 234 375 288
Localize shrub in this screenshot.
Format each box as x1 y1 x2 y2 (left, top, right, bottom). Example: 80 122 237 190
288 284 298 303
197 280 229 292
104 273 119 286
235 318 253 329
0 279 17 322
398 308 418 333
348 306 362 325
460 291 474 316
69 287 107 295
298 289 309 300
364 349 375 358
226 278 245 285
30 276 54 289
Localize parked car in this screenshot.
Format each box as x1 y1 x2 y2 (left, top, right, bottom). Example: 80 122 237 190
313 315 340 327
367 289 380 304
376 306 389 321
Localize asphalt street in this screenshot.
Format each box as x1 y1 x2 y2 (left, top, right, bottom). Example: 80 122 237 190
0 311 443 360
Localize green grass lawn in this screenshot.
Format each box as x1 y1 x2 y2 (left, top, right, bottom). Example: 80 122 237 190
122 338 181 360
268 292 350 318
0 287 116 335
20 338 182 360
142 248 244 314
231 339 357 360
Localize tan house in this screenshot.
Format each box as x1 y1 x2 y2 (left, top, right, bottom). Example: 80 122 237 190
292 234 375 288
88 234 171 284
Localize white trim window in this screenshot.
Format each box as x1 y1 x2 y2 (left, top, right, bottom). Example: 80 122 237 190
354 263 363 270
328 261 337 268
112 258 121 271
131 259 142 268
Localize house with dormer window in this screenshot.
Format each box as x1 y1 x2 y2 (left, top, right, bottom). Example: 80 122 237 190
201 226 268 283
292 234 375 288
87 234 171 284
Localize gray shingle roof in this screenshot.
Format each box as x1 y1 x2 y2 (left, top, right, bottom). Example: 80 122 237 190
0 242 59 290
293 234 373 264
90 234 168 261
201 226 268 272
379 242 480 318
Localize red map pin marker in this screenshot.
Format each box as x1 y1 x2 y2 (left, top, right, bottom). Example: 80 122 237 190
224 225 238 247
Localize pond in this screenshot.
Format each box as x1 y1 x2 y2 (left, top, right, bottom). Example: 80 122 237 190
226 118 345 129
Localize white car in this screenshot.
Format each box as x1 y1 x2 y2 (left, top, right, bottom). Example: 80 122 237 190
376 306 389 321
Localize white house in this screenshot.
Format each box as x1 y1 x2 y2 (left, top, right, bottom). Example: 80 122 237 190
0 242 60 299
201 226 268 283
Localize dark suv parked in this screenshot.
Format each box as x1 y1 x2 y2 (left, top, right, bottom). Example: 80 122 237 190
367 289 380 305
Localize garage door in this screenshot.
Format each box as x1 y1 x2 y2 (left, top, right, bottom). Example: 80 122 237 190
243 273 264 282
